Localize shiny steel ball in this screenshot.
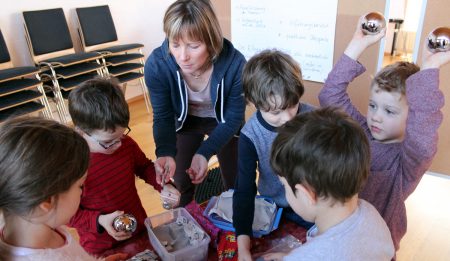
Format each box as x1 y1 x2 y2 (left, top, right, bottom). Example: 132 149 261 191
113 214 137 232
427 27 450 52
361 12 386 35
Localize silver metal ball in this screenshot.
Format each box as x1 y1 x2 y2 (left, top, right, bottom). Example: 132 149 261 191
162 200 172 210
361 12 386 35
427 27 450 52
112 214 137 232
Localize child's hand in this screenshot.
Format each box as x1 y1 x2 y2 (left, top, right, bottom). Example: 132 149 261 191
421 40 450 70
187 154 208 184
261 251 287 261
344 14 386 60
237 235 252 261
98 211 133 241
105 253 128 261
160 184 181 208
155 156 176 185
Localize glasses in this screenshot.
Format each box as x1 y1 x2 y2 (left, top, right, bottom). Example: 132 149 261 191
85 127 131 150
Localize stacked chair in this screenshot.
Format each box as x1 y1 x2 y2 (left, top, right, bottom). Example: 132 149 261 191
0 30 52 122
22 8 104 123
75 5 150 112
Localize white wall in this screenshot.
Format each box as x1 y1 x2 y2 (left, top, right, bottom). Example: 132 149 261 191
0 0 173 99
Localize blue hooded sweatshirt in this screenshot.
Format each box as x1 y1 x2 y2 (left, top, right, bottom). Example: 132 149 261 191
144 38 246 160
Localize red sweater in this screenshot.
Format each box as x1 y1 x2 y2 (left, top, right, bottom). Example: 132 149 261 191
69 136 162 255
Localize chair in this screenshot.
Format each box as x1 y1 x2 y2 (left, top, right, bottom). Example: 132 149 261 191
75 5 150 112
0 30 53 122
22 8 104 123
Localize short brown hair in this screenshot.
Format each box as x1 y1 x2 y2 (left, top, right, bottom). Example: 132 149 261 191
243 49 304 111
68 77 129 133
0 117 89 217
373 61 419 94
271 107 370 203
164 0 223 62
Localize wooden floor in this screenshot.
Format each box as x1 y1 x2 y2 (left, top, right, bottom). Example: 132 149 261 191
128 97 450 261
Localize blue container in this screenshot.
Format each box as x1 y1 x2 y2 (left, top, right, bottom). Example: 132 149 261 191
203 195 283 238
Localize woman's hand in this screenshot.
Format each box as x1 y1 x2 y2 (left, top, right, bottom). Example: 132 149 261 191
186 154 208 184
154 156 176 185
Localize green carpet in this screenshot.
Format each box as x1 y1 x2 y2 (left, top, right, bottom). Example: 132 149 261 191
194 167 225 203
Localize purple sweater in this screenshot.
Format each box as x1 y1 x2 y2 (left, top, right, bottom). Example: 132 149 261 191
319 54 444 250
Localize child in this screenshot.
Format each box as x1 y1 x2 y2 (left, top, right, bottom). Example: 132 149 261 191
68 78 180 256
232 49 315 260
264 107 395 260
0 117 127 261
319 15 450 250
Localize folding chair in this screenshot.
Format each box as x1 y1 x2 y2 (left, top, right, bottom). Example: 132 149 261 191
75 5 150 112
23 8 104 123
0 30 53 122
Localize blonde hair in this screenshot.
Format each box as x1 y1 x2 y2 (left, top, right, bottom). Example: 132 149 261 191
163 0 223 62
373 61 419 95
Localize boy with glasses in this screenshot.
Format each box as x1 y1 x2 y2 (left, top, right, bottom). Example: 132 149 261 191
68 78 180 257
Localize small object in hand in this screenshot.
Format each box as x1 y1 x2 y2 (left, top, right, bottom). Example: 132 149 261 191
162 200 172 210
361 12 386 35
160 165 177 210
161 190 179 210
427 27 450 52
113 213 137 233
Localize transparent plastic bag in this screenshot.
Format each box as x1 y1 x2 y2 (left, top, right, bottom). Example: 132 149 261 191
253 234 302 260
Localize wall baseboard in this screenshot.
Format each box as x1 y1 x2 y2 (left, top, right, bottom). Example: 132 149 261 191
426 171 450 179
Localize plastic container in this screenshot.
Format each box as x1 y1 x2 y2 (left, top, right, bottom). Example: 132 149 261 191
145 208 210 261
203 195 283 238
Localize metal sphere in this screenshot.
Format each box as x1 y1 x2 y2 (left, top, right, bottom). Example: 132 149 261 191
361 12 386 35
113 214 137 232
427 27 450 52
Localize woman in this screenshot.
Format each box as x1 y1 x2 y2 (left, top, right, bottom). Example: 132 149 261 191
144 0 246 206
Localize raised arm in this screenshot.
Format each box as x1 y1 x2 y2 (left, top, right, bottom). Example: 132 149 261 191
400 40 450 196
319 14 386 123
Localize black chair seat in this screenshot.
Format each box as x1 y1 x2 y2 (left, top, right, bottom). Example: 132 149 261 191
108 63 143 77
49 62 102 78
0 102 44 122
53 72 98 91
95 43 143 54
104 53 144 66
0 66 39 82
0 78 41 97
0 90 42 110
116 72 144 84
46 88 71 99
41 52 102 67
